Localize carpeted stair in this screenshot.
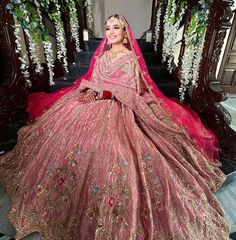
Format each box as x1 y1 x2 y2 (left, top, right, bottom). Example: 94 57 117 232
50 39 178 98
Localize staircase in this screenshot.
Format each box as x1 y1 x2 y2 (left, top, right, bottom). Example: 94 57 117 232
51 39 178 98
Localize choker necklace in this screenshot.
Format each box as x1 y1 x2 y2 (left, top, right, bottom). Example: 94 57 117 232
110 48 125 61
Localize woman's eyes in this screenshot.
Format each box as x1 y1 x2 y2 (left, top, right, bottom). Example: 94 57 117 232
106 26 120 31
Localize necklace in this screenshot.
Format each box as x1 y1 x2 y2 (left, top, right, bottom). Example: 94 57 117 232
109 48 125 61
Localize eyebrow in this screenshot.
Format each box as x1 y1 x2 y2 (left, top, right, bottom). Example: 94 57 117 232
105 24 120 28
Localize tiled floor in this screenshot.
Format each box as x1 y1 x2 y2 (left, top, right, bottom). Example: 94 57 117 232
220 94 236 132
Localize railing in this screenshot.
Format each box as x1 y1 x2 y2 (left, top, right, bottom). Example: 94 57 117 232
151 0 236 161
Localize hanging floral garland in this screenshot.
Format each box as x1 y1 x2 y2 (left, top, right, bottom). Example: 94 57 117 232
66 0 81 52
34 0 55 85
153 2 162 52
49 0 69 73
84 0 93 29
11 15 31 87
162 0 187 72
6 0 82 86
153 0 213 101
179 1 210 101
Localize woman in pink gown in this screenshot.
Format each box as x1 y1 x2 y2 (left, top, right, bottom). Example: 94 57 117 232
0 14 230 239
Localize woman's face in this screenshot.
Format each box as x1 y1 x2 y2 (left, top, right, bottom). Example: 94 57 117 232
105 17 126 45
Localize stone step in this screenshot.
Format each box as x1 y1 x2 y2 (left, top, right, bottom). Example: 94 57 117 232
66 63 169 83
50 77 178 98
75 51 162 67
67 64 88 79
84 38 155 52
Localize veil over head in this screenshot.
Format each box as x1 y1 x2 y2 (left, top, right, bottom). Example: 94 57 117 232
28 15 220 163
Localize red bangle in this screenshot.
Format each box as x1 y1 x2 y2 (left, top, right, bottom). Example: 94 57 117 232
102 91 112 99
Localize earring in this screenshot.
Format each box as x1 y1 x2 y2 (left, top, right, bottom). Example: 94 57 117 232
123 37 128 44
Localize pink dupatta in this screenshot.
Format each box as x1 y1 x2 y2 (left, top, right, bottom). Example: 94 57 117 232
28 16 220 164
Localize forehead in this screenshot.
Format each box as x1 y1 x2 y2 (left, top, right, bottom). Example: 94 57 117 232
106 18 122 27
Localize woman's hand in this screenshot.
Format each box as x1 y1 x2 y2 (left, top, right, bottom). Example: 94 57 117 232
78 90 97 103
77 89 113 103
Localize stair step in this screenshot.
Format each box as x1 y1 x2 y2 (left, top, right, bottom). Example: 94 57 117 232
67 62 168 82
50 78 178 98
50 79 74 92
148 66 169 80
67 64 89 79
84 39 155 52
75 51 161 67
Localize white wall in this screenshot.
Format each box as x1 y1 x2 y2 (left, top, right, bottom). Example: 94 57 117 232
93 0 152 38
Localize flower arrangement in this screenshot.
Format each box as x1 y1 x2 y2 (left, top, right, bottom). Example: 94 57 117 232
6 0 82 86
162 0 187 72
66 0 81 52
84 0 93 29
179 1 210 101
153 2 162 52
153 0 213 101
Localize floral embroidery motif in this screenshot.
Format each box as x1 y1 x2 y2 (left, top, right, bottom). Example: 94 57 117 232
144 154 152 161
57 177 65 186
47 129 53 137
47 164 53 173
76 148 81 156
106 196 117 208
111 164 120 175
36 185 44 195
92 186 100 195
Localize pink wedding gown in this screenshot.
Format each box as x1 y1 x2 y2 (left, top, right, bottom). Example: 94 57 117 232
0 50 230 239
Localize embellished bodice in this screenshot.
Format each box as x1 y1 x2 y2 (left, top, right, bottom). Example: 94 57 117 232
91 50 137 90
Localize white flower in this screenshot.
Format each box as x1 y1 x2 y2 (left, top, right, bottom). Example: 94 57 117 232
53 0 69 73
162 0 186 72
154 3 162 52
179 10 208 101
68 0 81 52
84 0 93 29
24 28 43 73
35 2 55 85
12 16 30 83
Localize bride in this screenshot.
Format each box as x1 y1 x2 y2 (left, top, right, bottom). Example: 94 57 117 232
0 14 230 239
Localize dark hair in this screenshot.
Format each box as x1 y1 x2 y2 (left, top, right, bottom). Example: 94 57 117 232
106 14 126 30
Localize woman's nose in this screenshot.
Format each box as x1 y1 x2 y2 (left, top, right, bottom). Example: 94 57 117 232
109 28 114 34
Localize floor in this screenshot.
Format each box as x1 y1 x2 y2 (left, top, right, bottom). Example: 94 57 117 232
220 94 236 132
219 95 236 239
